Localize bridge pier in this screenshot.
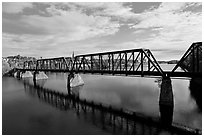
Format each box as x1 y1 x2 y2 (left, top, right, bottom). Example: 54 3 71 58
21 71 33 78
67 72 74 95
16 70 22 79
159 76 174 127
33 71 37 87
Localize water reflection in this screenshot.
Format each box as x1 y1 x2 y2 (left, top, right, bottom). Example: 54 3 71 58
33 79 47 87
189 78 202 112
22 79 200 135
70 85 84 96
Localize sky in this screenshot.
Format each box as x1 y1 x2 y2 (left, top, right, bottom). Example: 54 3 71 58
2 2 202 60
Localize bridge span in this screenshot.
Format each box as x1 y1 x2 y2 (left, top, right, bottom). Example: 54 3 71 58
18 42 201 78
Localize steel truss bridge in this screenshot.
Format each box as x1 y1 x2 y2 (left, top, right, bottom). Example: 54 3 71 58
13 42 202 134
19 42 202 78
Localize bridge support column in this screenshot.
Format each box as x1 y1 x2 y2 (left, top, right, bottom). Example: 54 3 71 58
16 70 20 79
33 71 37 87
16 70 23 79
67 72 74 95
159 76 174 127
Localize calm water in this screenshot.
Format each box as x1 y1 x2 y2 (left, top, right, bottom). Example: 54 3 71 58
2 65 202 134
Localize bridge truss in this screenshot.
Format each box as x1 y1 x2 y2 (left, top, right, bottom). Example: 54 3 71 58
20 42 202 78
23 57 74 72
172 42 202 73
72 49 164 77
22 49 165 77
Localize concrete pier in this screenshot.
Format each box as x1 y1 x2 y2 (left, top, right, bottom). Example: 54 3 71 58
33 71 48 87
35 71 48 80
159 77 174 126
33 71 37 86
67 73 74 95
15 70 22 79
21 71 33 78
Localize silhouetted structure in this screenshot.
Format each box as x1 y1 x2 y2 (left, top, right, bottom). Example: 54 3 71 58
22 49 165 77
16 42 202 78
159 77 174 126
172 42 202 73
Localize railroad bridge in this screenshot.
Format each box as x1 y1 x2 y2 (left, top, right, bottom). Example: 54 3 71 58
19 42 201 78
13 42 202 129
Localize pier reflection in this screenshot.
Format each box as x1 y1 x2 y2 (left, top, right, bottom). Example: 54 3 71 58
23 80 200 135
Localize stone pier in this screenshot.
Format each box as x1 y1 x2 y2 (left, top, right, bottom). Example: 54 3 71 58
33 71 48 87
21 71 33 78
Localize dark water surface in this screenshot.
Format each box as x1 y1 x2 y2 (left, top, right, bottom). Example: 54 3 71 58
2 77 110 135
2 67 202 134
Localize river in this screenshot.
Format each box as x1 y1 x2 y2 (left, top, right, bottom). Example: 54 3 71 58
2 64 202 134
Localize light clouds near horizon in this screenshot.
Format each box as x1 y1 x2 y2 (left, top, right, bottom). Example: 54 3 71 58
2 2 202 60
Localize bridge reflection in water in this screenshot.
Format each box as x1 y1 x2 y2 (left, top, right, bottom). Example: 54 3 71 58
23 79 200 135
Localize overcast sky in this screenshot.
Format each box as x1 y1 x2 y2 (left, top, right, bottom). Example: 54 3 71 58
2 2 202 60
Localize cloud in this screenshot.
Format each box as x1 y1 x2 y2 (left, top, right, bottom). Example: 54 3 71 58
2 32 108 58
133 3 201 30
2 2 33 14
2 3 121 57
18 3 121 41
69 2 138 21
153 2 187 12
20 15 119 42
129 2 202 59
2 2 202 60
